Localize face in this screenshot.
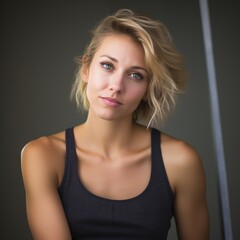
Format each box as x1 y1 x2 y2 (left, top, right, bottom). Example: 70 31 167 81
82 34 148 121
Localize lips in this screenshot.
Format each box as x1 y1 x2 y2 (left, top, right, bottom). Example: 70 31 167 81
100 97 122 106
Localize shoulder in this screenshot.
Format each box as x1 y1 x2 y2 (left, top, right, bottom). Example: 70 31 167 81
21 130 66 188
161 132 201 165
155 131 209 239
22 130 65 153
21 131 66 165
160 132 205 192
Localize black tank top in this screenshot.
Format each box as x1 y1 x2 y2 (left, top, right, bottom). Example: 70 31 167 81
58 127 174 240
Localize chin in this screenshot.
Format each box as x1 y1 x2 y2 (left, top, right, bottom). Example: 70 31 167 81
90 105 133 122
98 113 121 121
96 110 131 122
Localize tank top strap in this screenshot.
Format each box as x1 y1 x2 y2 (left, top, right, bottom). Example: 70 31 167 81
151 128 173 202
151 128 160 158
58 127 78 195
65 127 77 163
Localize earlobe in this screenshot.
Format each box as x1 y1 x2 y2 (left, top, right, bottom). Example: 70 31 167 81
81 55 89 83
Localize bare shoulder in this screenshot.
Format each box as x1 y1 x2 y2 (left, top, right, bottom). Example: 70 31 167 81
21 131 65 158
160 133 209 239
21 131 73 239
21 130 66 188
161 132 202 166
160 132 205 192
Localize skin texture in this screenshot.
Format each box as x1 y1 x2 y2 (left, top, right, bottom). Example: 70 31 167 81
83 34 149 122
21 34 209 240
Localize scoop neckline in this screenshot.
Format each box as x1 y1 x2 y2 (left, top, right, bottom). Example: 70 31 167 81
71 127 155 203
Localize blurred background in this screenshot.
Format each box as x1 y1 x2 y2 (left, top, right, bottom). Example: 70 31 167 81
2 0 239 239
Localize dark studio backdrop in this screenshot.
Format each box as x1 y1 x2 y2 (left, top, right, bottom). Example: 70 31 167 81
2 0 239 239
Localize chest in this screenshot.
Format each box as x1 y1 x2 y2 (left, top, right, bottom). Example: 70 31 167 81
76 148 151 200
58 127 174 239
59 152 173 240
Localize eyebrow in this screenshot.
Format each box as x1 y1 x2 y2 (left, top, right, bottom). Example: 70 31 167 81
100 55 148 73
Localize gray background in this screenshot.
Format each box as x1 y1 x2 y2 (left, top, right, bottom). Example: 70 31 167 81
2 0 239 239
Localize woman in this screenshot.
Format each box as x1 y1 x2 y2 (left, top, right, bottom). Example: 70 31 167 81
21 9 209 240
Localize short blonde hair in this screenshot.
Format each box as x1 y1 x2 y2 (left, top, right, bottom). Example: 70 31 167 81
71 9 186 127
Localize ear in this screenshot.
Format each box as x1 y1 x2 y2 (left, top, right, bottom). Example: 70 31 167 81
81 55 89 83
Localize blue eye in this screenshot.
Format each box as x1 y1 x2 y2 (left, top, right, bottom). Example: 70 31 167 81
130 72 144 80
101 62 114 70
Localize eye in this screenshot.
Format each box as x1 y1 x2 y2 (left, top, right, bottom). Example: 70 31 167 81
100 62 114 71
129 72 144 81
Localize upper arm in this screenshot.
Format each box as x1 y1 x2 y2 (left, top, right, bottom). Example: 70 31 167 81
21 139 71 240
173 142 209 240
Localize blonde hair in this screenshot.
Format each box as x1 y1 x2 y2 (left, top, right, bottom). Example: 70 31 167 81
71 9 187 127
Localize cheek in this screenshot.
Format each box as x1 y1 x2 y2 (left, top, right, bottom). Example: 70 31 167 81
87 71 108 91
129 84 148 101
86 76 108 103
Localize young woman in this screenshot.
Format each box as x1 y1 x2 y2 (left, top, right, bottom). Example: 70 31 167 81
21 9 209 240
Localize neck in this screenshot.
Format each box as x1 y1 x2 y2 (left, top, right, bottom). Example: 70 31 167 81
81 110 138 158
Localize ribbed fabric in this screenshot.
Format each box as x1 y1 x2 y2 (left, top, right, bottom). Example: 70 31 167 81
58 127 174 240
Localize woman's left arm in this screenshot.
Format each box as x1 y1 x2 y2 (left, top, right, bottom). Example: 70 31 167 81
173 142 209 240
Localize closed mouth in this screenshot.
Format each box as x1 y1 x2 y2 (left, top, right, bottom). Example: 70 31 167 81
101 97 122 105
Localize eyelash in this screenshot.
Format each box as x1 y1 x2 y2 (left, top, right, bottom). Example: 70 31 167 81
129 72 144 81
100 62 144 81
100 62 114 71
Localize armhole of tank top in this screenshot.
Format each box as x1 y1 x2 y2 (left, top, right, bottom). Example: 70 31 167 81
58 128 72 195
152 128 174 203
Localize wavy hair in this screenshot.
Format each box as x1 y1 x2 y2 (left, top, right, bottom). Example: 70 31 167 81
71 9 187 127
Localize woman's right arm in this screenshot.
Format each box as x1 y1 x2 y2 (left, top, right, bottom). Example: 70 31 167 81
21 138 72 240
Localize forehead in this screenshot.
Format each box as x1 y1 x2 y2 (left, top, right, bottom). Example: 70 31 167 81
94 34 146 64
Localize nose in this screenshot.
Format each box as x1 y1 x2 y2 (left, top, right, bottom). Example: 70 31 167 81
109 72 125 93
